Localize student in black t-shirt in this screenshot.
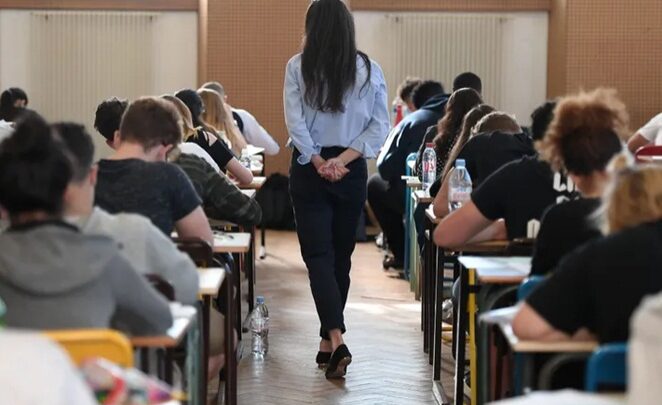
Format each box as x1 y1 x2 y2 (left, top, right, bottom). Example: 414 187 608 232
95 97 213 243
175 89 253 185
433 111 534 218
514 162 662 343
433 100 576 248
531 89 628 275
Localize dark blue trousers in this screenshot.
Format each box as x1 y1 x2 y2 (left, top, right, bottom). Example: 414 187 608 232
289 147 367 339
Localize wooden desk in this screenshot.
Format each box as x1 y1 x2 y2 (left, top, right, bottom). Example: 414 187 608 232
198 267 226 296
413 189 433 204
243 145 265 156
241 189 256 199
498 322 598 353
460 256 531 285
425 205 440 224
213 232 251 254
131 304 196 348
401 175 423 189
488 390 625 405
239 176 266 190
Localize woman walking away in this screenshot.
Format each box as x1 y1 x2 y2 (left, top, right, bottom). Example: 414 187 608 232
284 0 390 379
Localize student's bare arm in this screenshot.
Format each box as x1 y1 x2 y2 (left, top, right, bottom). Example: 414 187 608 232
432 170 452 218
627 133 650 153
433 201 493 248
512 303 595 342
467 219 507 243
175 206 214 245
226 157 254 185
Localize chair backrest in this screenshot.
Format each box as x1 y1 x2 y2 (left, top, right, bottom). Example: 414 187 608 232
145 274 175 301
45 329 133 367
635 145 662 163
585 343 628 392
517 275 545 301
172 236 214 267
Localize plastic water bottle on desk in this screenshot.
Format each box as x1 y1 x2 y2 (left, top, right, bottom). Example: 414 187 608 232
251 296 269 358
448 159 472 212
422 143 437 194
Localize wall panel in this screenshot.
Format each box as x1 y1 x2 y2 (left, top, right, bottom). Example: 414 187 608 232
351 0 550 12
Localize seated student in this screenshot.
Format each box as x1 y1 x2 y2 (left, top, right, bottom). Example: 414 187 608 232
434 100 576 248
0 88 29 142
175 89 253 185
0 329 97 405
162 94 221 172
393 77 422 118
531 89 627 275
94 97 128 149
198 88 248 155
94 97 213 243
201 81 280 156
413 87 483 180
433 112 534 217
370 80 447 269
513 159 662 343
56 122 199 304
627 111 662 152
161 97 262 226
0 113 172 335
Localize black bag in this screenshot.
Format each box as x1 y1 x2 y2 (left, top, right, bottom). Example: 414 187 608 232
256 173 295 230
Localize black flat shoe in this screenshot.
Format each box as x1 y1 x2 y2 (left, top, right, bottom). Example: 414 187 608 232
382 256 404 270
325 344 352 379
316 351 331 369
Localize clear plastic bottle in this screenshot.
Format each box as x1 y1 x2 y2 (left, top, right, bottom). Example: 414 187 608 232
422 143 437 193
251 296 269 358
448 159 473 212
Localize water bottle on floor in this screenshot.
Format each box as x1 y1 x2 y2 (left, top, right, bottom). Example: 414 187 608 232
251 296 269 358
422 143 437 194
448 159 472 212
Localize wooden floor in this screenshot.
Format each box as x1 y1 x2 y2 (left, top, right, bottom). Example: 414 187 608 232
233 230 448 405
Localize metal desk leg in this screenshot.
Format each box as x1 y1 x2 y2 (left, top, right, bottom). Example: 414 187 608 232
259 225 266 259
246 228 256 313
232 254 243 340
202 296 211 401
223 273 236 405
433 249 444 380
454 262 469 405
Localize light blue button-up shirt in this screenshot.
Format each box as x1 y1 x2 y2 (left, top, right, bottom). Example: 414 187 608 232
284 54 390 165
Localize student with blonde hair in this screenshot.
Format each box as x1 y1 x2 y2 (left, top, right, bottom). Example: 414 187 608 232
513 158 662 343
198 88 248 155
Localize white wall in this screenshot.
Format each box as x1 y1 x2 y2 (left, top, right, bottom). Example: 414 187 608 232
0 10 198 158
354 11 548 127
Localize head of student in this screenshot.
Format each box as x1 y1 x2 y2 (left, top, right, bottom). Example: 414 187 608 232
94 97 128 149
473 111 521 135
53 123 97 218
396 77 422 112
603 157 662 235
530 99 558 142
452 72 482 94
440 104 495 179
0 112 72 224
434 87 482 150
302 0 370 113
175 89 206 129
118 97 183 161
411 80 445 110
0 87 29 122
161 94 196 141
201 81 226 99
538 88 627 196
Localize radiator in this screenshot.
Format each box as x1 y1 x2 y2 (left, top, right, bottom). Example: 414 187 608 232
356 13 507 110
28 11 157 136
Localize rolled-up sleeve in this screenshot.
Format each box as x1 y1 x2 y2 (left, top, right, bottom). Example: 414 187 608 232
283 57 320 165
349 65 390 159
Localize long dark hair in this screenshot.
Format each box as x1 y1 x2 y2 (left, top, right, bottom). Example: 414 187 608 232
301 0 371 113
433 88 482 153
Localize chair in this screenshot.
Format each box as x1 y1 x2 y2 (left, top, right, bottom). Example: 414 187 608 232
45 329 133 367
635 145 662 163
517 275 545 300
585 343 628 392
173 236 214 267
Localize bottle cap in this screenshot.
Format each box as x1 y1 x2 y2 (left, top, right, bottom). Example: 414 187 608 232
426 142 434 148
455 159 466 167
256 296 265 305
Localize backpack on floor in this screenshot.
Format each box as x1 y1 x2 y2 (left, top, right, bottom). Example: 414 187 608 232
256 173 295 230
